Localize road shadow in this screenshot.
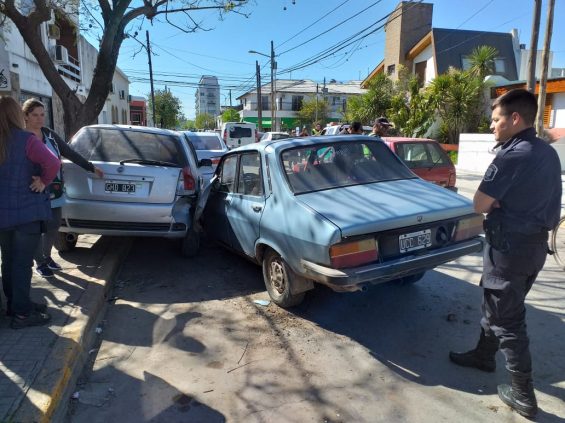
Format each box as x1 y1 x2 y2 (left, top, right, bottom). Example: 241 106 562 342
288 262 565 421
68 369 225 422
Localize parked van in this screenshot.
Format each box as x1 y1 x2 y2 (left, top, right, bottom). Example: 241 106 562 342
221 122 256 149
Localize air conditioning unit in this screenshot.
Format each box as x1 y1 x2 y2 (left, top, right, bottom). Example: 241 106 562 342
48 24 60 40
52 45 68 64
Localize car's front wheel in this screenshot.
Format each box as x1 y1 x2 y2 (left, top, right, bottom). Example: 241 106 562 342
262 250 305 308
181 230 200 257
54 232 78 252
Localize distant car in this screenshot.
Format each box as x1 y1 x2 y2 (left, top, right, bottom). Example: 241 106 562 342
181 131 228 181
321 124 372 135
383 137 457 191
203 135 483 307
260 131 290 142
221 122 256 149
59 125 211 257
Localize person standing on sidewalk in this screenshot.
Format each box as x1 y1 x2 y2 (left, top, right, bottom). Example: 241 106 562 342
22 99 104 278
369 117 392 138
0 96 60 328
449 89 562 418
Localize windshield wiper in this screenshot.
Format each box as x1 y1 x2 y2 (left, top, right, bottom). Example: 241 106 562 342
119 159 180 167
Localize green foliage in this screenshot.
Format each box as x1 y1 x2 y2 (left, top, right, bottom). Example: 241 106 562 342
387 67 434 137
195 113 216 130
180 119 196 130
296 97 330 126
221 108 241 123
427 67 483 143
345 73 394 124
447 150 458 164
468 45 498 79
148 89 183 129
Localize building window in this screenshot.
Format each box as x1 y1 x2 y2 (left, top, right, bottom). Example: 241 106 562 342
119 90 125 100
291 95 303 111
387 64 395 76
332 96 340 106
342 99 347 113
415 61 427 86
461 56 472 70
261 95 269 111
494 58 506 73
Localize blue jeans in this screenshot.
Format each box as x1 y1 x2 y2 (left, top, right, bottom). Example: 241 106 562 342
0 222 41 315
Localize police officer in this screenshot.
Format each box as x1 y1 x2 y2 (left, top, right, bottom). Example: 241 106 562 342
449 89 561 418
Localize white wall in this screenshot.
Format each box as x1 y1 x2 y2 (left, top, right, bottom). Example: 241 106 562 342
552 92 565 128
457 133 497 174
411 44 435 84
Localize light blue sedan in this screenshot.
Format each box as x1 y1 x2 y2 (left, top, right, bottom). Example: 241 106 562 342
203 135 484 307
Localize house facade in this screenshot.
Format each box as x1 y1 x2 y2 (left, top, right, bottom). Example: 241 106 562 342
237 79 366 130
362 1 551 89
0 12 130 134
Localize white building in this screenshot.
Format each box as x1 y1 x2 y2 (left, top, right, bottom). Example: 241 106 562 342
195 75 220 117
0 12 130 134
237 79 367 130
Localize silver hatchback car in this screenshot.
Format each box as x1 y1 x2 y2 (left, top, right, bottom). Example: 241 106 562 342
59 125 210 256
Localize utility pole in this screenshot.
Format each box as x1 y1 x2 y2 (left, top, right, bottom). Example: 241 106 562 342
256 60 263 132
146 30 156 127
315 83 319 123
527 0 542 93
270 40 277 132
229 89 232 107
535 0 555 135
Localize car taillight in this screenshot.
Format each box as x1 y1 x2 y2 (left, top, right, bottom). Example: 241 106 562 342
453 214 484 242
211 157 221 166
448 172 456 187
177 166 195 194
330 238 378 269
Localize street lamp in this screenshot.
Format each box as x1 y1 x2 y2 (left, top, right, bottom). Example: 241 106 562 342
249 41 276 131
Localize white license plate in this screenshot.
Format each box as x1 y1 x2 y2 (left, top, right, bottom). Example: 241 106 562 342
399 229 432 253
105 181 136 193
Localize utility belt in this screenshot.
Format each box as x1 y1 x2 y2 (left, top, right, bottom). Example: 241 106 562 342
483 218 548 253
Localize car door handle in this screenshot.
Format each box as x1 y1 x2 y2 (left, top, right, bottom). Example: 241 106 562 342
252 205 263 212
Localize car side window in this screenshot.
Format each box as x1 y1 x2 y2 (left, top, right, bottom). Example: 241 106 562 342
218 155 238 193
237 153 263 196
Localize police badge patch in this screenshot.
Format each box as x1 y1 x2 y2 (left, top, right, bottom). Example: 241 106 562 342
484 164 498 182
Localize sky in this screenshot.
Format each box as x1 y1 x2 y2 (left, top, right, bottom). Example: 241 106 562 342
88 0 565 119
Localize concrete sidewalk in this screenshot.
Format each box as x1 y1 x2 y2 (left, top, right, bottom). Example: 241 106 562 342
0 235 131 423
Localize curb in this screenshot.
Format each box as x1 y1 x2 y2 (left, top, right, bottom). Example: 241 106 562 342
10 237 132 423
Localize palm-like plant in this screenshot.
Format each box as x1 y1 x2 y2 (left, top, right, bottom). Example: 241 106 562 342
468 45 498 79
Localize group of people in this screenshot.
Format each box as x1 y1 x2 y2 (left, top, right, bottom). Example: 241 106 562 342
1 89 561 417
0 96 102 329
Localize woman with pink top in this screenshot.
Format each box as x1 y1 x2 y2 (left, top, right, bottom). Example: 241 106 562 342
0 96 60 329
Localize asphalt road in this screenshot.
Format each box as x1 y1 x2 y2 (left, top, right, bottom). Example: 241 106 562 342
67 172 565 422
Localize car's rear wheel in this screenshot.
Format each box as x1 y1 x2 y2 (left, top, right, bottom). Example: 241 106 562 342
54 232 78 252
262 250 305 308
181 230 200 257
398 272 425 285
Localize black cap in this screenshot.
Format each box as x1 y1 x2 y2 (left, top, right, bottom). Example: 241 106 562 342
374 117 392 126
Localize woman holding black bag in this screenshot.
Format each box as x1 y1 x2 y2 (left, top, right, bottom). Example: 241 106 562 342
22 99 104 278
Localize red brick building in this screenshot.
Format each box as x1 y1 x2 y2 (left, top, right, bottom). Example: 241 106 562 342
129 96 147 126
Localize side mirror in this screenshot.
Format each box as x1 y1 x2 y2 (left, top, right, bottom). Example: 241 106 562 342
198 158 213 168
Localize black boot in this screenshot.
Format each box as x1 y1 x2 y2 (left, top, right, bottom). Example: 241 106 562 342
449 329 498 372
498 370 537 418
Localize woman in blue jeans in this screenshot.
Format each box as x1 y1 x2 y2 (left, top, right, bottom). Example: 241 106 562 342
0 96 60 329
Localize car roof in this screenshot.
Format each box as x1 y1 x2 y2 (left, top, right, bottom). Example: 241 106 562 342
84 124 181 137
232 135 382 153
182 131 221 137
383 137 436 143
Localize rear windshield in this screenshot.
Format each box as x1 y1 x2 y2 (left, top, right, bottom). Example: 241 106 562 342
70 127 186 165
281 141 416 194
395 142 451 168
229 126 252 138
186 134 224 150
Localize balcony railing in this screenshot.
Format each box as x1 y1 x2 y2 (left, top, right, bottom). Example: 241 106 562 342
56 52 81 83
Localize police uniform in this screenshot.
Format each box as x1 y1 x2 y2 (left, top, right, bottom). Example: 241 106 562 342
478 127 561 373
